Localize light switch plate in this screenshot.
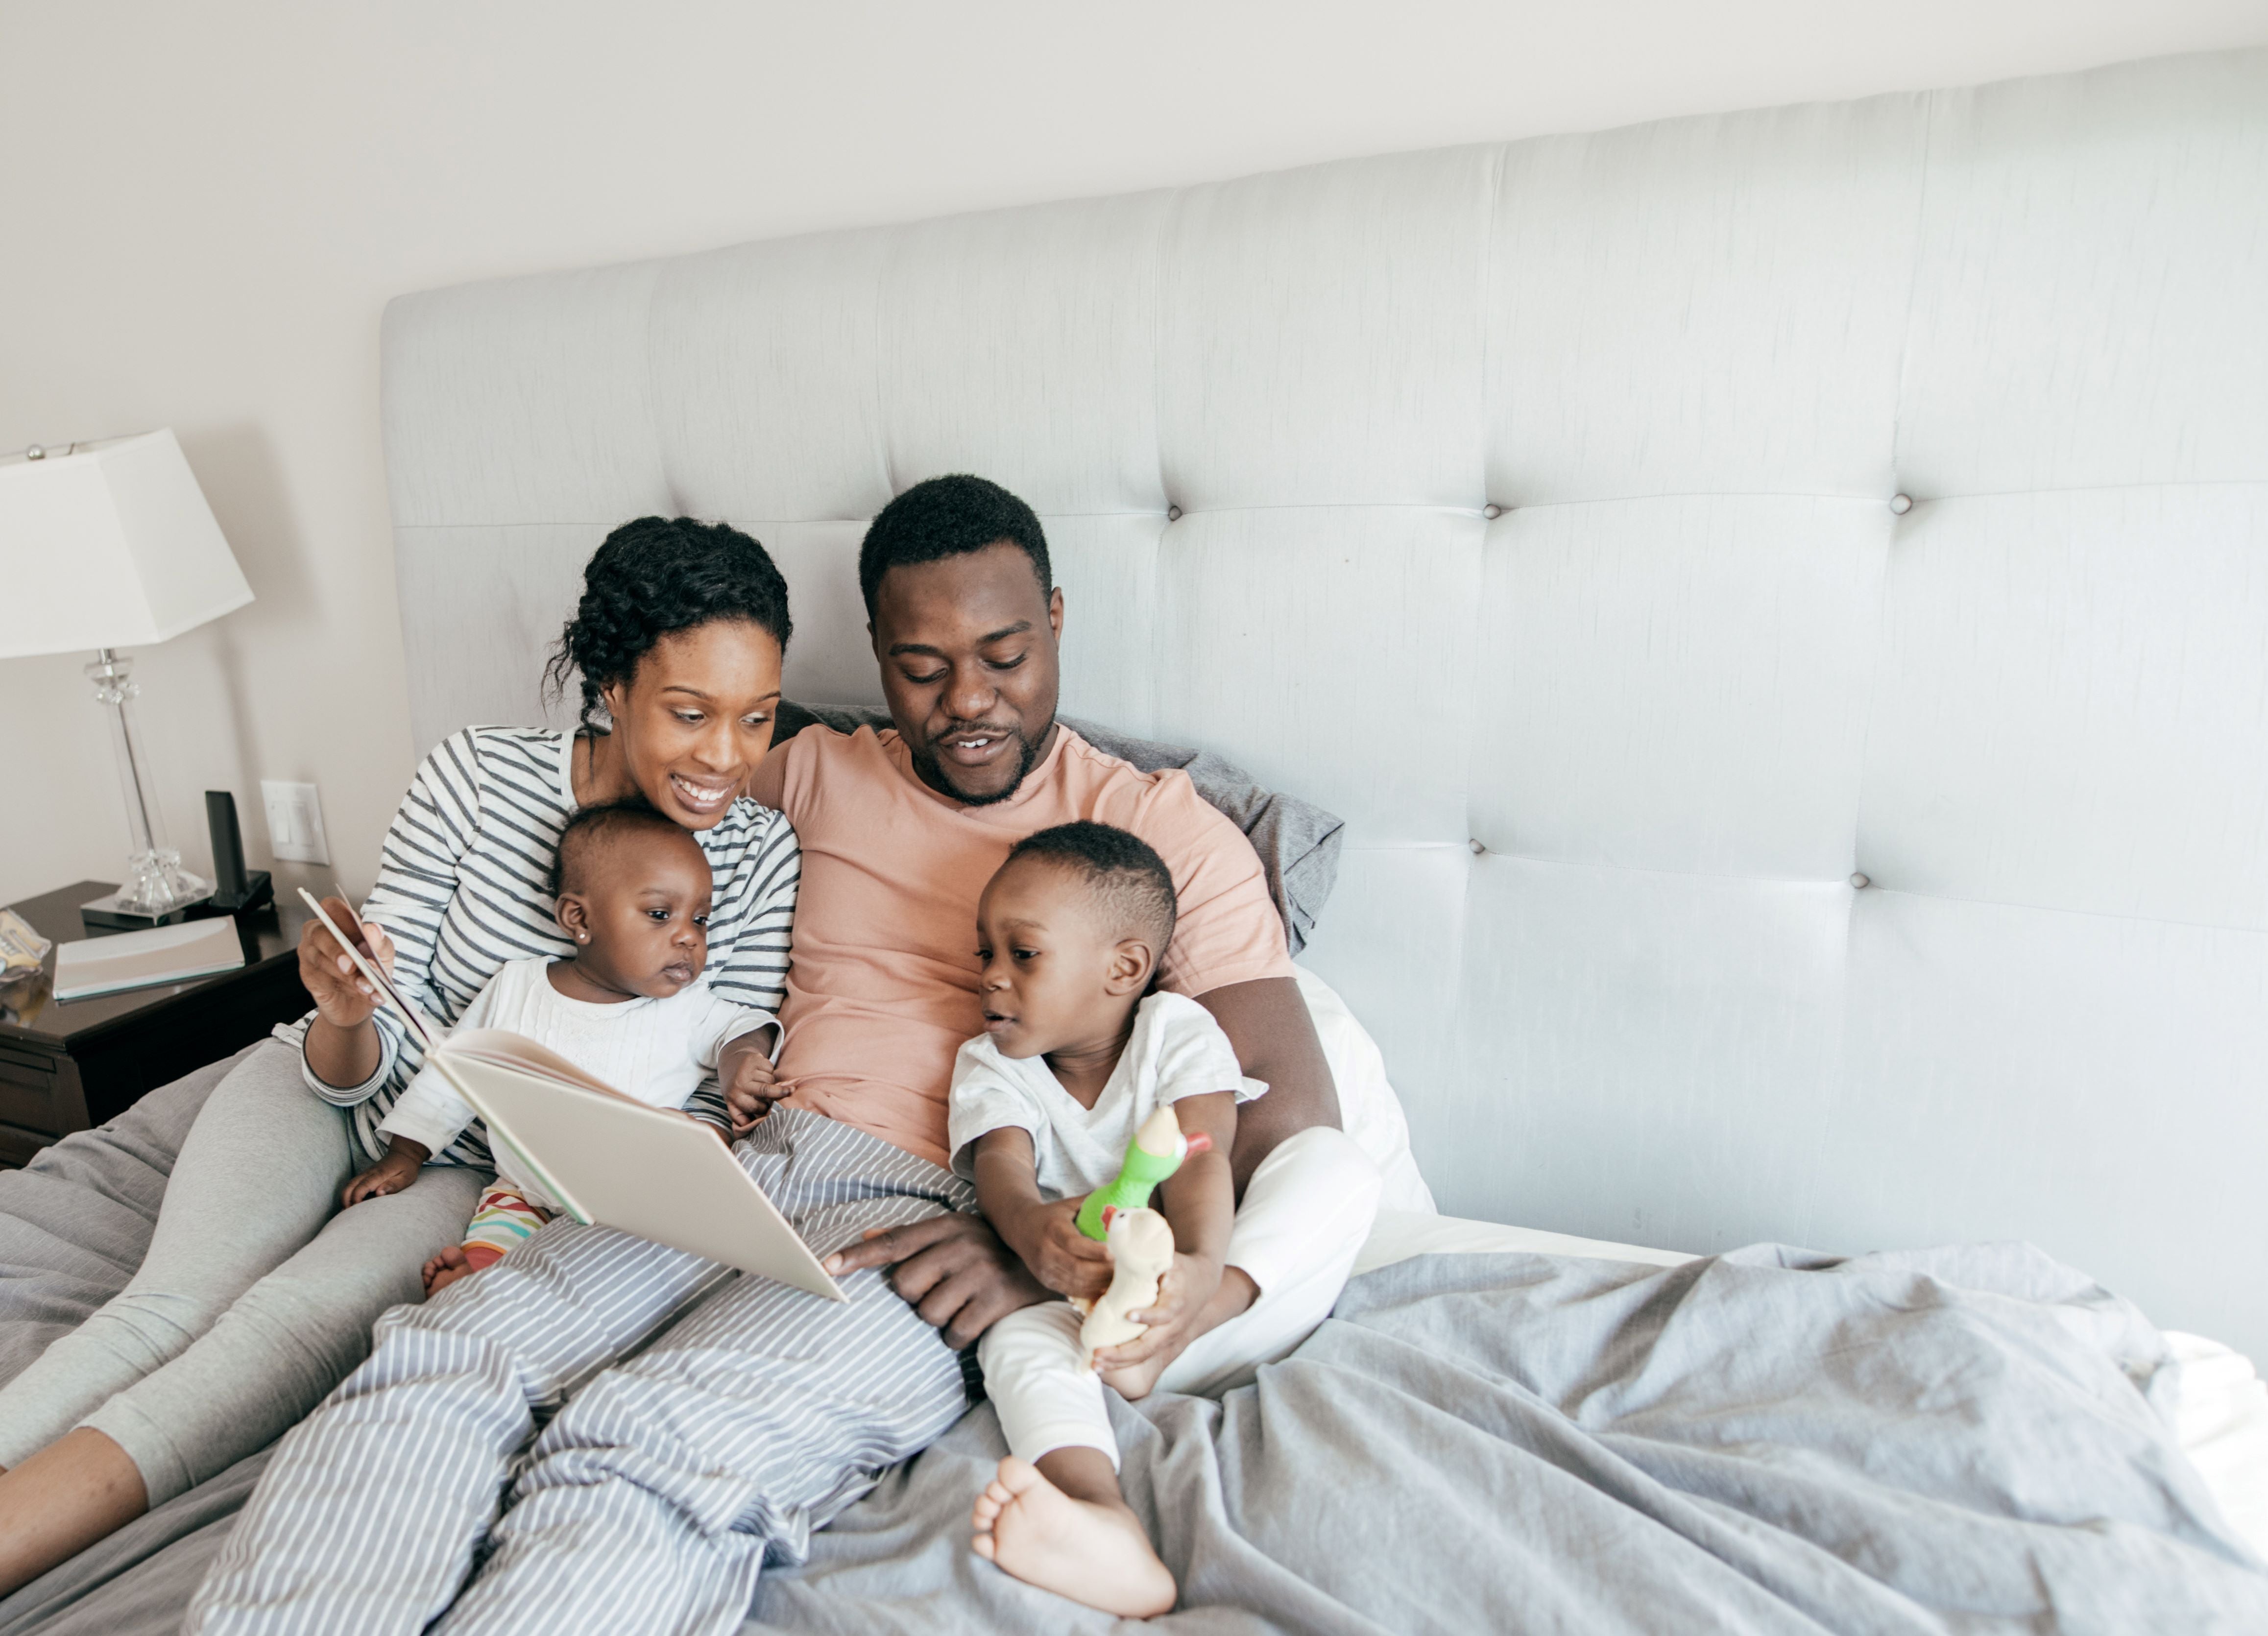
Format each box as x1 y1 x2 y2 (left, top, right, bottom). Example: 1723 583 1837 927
262 779 331 866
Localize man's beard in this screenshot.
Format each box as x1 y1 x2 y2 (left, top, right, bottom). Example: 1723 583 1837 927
909 722 1049 807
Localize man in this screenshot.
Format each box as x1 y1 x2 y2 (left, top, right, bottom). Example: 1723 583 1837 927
772 475 1341 1339
187 477 1338 1635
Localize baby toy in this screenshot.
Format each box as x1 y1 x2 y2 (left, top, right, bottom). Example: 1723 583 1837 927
1073 1103 1212 1359
1074 1103 1210 1239
1079 1208 1179 1356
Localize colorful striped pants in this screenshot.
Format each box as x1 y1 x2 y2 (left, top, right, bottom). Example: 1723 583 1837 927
186 1109 976 1636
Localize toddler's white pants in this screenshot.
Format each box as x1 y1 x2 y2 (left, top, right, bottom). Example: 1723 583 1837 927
976 1124 1382 1468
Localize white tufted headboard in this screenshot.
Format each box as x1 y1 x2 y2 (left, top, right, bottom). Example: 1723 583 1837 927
381 50 2268 1358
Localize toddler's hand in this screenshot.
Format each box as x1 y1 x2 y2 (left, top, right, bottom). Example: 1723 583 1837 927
722 1029 788 1134
1091 1251 1225 1376
1012 1197 1114 1304
341 1138 428 1207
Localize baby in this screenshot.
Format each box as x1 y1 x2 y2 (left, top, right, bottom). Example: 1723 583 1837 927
342 798 780 1294
952 821 1382 1617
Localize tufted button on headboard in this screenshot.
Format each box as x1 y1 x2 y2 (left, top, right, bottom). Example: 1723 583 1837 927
382 49 2268 1358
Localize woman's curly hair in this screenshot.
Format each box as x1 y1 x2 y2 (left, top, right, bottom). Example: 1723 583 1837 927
545 517 793 733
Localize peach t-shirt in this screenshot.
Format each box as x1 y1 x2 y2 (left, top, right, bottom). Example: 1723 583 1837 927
746 725 1294 1169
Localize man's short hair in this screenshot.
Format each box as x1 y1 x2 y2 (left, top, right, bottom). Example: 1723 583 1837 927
550 797 700 897
859 475 1052 619
1006 820 1178 954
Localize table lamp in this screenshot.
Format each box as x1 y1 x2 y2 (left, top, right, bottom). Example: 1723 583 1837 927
0 430 255 926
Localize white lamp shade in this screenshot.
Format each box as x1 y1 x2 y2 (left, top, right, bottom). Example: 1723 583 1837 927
0 429 254 658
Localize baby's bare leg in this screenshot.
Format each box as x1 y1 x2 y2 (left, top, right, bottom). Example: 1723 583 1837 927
970 1450 1174 1618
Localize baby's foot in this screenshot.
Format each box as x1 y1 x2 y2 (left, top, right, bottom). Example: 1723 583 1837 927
422 1246 474 1296
1098 1266 1258 1400
1099 1346 1180 1402
970 1456 1175 1618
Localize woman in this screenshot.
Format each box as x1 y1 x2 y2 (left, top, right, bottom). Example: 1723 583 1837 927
0 516 800 1591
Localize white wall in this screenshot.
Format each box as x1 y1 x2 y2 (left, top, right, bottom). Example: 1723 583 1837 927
4 0 2265 909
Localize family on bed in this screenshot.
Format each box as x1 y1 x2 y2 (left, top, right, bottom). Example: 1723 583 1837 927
0 476 1382 1631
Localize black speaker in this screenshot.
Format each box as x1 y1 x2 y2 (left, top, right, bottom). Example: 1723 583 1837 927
205 791 272 915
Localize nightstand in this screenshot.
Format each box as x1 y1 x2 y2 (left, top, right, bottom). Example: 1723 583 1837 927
0 880 315 1166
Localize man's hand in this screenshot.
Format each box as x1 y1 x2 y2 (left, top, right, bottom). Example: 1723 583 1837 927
342 1137 429 1207
822 1213 1051 1349
720 1028 787 1134
997 1195 1113 1304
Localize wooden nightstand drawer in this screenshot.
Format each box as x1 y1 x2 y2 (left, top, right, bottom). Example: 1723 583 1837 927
0 882 314 1161
0 1042 68 1134
0 1120 57 1169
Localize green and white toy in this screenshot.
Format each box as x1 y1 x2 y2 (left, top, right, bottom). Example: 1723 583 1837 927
1075 1104 1211 1241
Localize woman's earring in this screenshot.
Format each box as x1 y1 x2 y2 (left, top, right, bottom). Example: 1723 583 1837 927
576 932 587 942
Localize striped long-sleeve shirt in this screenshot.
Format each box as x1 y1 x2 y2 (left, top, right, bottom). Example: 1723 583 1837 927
283 726 799 1168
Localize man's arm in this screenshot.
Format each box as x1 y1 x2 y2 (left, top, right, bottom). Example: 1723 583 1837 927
1196 976 1340 1197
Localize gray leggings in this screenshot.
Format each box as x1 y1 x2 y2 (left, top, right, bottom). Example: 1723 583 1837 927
0 1041 486 1505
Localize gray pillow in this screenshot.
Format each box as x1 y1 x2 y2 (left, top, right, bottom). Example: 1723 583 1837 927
772 703 1343 956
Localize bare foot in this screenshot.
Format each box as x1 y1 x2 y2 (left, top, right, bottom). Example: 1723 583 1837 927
1100 1266 1258 1401
970 1456 1174 1618
1098 1350 1172 1401
423 1245 473 1295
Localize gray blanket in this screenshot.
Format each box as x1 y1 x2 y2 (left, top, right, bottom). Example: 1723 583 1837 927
3 1226 2261 1632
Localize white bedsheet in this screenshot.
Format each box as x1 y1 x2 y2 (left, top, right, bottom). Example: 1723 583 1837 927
1356 1208 2268 1561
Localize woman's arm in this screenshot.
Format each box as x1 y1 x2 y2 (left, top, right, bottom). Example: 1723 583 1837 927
298 905 393 1089
707 812 800 1017
301 730 488 1102
712 813 800 1126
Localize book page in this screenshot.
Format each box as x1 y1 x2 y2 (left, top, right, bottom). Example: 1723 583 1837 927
443 1027 645 1104
430 1037 844 1302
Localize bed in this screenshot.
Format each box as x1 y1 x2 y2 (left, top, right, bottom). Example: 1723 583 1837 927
4 41 2267 1633
0 1069 2262 1630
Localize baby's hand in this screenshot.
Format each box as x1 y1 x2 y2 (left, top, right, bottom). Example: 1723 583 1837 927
341 1138 428 1207
1012 1197 1114 1304
722 1028 787 1134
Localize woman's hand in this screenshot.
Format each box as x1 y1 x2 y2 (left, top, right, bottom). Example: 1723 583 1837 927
342 1137 429 1207
721 1028 789 1134
298 898 396 1031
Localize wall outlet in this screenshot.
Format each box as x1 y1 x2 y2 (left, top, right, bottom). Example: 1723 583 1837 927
262 780 332 866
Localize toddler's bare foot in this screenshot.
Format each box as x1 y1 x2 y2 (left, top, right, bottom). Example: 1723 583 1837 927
1098 1266 1259 1400
1098 1348 1175 1401
970 1456 1174 1618
1097 1343 1170 1397
423 1246 473 1296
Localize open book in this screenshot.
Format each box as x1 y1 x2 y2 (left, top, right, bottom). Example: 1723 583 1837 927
299 890 843 1301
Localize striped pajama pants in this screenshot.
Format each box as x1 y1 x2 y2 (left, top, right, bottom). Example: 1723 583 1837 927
186 1109 976 1636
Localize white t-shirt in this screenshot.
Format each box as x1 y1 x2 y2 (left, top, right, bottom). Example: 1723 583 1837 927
380 956 775 1205
946 991 1266 1198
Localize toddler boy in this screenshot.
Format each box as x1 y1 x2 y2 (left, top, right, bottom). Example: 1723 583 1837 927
953 821 1380 1616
